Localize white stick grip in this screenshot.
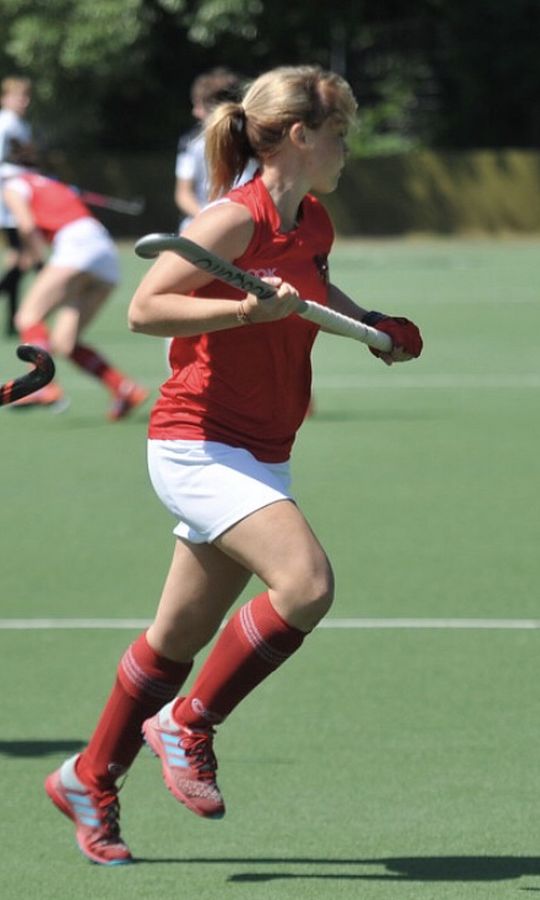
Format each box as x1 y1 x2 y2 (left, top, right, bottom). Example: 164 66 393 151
296 300 391 351
134 233 392 353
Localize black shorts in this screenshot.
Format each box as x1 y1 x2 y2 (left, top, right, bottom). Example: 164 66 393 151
2 227 21 251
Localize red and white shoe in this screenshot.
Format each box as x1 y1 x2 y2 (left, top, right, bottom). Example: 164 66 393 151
44 755 133 865
142 700 225 819
107 382 149 421
12 381 69 412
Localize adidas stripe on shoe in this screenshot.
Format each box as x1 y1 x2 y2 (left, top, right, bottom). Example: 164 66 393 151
142 700 225 819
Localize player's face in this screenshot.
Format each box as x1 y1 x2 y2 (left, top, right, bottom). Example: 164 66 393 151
306 118 349 194
4 88 31 116
192 101 207 121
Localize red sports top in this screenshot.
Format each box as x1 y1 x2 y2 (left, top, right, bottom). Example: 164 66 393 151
13 173 92 242
148 173 334 462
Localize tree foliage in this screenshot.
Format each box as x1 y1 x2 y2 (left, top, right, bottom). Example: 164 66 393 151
0 0 539 154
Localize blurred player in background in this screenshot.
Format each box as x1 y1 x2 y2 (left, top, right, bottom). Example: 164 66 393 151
169 68 259 366
44 64 422 865
2 168 149 418
174 67 258 231
0 76 37 336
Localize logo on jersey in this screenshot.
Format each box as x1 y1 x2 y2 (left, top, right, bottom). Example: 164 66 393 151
314 253 329 284
247 267 278 279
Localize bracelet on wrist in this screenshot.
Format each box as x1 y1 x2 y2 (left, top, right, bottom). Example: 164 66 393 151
236 301 252 325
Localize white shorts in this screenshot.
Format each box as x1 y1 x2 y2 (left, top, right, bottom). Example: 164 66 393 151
49 217 120 284
147 439 293 544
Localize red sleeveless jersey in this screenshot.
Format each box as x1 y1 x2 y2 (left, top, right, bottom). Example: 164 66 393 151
18 173 92 242
148 174 334 462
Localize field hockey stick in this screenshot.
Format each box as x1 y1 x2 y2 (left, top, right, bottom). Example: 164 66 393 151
74 189 145 216
134 233 392 353
0 344 55 406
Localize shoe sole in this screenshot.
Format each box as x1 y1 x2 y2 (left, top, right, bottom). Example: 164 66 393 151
50 396 71 414
108 390 150 422
10 396 70 413
142 722 224 820
44 773 133 866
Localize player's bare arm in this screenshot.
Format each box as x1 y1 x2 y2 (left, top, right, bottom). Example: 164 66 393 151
326 282 369 323
327 281 422 365
129 201 298 337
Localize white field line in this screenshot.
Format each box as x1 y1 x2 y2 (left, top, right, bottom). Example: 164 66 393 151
314 373 540 389
1 617 540 631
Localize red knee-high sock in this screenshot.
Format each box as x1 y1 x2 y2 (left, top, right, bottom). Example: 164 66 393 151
20 322 51 352
76 631 192 790
173 593 306 728
69 342 131 395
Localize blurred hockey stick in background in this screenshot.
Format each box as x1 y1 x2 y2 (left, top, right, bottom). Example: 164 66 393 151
0 344 55 406
74 189 145 216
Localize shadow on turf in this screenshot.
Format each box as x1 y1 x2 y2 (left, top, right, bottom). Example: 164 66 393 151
135 855 540 884
0 739 84 757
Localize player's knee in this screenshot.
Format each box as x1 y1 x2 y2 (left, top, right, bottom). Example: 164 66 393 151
302 565 335 622
13 309 30 333
50 333 76 358
276 559 335 630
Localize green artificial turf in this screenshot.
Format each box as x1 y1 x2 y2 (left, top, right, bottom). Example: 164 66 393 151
1 236 539 898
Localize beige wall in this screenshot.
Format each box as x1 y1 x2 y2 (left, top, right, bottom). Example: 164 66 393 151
56 149 540 238
324 150 540 235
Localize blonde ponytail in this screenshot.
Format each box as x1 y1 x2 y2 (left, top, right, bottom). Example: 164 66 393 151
204 101 253 200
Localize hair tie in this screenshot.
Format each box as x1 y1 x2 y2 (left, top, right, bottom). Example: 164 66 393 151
232 106 246 133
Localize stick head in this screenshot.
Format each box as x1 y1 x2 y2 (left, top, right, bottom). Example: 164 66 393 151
16 344 55 380
134 233 174 259
0 344 55 405
134 233 277 301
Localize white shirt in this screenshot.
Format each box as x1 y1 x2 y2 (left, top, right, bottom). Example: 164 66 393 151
0 109 33 227
175 125 258 231
175 127 208 228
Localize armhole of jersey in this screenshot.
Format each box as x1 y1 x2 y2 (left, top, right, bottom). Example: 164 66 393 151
200 198 232 214
199 197 259 256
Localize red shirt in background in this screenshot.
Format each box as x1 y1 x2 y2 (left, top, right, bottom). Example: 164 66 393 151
9 173 92 242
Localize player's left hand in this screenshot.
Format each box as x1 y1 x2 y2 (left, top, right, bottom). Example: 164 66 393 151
363 313 423 366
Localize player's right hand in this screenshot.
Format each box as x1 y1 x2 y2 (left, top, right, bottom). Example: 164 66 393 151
243 277 301 322
364 314 423 365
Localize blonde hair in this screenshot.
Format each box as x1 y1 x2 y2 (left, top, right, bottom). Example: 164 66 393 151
205 65 357 200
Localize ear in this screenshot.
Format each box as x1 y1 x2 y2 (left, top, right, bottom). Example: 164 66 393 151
290 121 308 148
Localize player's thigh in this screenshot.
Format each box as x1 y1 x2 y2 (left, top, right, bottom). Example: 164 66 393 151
215 499 334 605
52 277 112 353
15 265 78 324
148 537 252 661
67 277 112 329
